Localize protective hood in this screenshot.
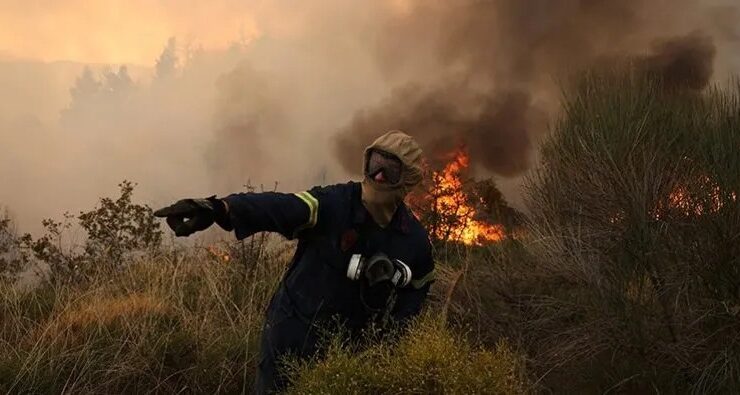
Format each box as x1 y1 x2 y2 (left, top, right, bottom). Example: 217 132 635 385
361 130 424 227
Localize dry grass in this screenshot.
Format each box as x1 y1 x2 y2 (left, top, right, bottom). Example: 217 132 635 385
1 239 529 394
0 240 289 394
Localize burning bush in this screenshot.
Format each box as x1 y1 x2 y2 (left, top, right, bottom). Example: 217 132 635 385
409 148 522 247
513 68 740 392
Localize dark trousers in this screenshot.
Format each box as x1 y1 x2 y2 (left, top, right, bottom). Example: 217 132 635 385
254 294 321 394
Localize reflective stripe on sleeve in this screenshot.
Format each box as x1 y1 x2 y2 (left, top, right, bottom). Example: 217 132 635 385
293 191 319 231
410 270 435 289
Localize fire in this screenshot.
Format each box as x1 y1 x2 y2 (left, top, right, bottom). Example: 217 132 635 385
655 175 736 219
206 244 230 262
607 174 738 223
429 149 505 245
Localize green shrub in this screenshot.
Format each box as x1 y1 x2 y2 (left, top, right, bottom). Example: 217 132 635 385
17 181 161 284
78 180 162 265
516 70 740 392
285 314 529 394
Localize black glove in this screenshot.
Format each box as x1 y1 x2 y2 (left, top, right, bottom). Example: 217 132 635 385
153 196 232 237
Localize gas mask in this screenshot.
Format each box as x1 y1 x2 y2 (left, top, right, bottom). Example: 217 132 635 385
361 130 424 228
361 150 406 228
365 149 404 186
347 252 412 312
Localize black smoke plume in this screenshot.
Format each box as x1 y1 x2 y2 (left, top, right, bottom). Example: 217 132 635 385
334 0 727 175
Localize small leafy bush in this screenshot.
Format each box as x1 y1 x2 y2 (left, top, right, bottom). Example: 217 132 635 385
78 180 162 264
285 315 529 394
17 180 161 284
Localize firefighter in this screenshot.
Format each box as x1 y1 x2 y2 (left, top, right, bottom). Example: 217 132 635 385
154 130 435 393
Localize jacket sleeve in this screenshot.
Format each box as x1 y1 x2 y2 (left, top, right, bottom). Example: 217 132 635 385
391 237 435 323
222 185 341 241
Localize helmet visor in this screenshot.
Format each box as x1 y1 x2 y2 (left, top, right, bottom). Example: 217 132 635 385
365 149 403 185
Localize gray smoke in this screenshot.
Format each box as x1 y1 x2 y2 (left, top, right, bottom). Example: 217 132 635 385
643 32 717 91
334 0 734 175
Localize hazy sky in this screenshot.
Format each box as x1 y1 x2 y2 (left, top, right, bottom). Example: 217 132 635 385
0 0 418 64
0 1 406 232
0 0 260 64
0 0 737 234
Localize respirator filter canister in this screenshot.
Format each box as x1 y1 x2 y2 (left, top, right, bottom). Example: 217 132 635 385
347 253 412 288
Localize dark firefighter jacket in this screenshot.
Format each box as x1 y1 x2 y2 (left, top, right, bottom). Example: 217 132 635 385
222 181 435 331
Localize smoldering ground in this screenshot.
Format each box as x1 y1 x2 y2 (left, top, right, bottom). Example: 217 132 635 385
0 0 738 233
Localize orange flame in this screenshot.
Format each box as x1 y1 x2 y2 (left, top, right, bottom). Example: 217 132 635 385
656 175 736 219
430 149 505 245
206 245 230 262
607 174 737 223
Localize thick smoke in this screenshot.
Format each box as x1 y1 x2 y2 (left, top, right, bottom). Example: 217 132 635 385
334 84 542 177
334 0 732 175
643 32 717 91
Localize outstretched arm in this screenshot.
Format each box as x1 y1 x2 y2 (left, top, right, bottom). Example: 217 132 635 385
154 185 340 239
222 191 319 240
